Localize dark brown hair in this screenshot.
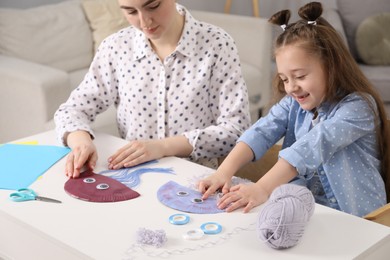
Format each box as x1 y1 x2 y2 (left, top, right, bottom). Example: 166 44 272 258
269 2 390 202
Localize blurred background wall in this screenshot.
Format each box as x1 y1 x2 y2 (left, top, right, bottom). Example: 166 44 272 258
0 0 337 21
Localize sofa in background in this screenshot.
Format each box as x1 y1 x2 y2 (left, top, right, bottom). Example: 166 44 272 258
323 0 390 113
0 0 272 143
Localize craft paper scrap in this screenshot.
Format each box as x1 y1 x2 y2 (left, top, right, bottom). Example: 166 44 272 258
0 144 70 190
0 140 38 147
99 165 175 188
13 140 39 145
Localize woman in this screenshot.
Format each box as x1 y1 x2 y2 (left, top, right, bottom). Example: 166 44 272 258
54 0 251 178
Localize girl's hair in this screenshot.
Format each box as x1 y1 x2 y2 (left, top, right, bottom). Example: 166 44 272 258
269 2 390 202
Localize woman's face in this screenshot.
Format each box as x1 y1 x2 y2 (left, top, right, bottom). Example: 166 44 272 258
118 0 177 40
276 44 327 111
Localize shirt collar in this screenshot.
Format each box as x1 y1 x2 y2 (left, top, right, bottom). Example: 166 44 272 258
175 5 199 58
317 101 333 116
132 4 198 61
132 31 150 62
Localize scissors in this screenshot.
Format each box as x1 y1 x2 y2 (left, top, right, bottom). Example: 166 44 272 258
9 188 62 203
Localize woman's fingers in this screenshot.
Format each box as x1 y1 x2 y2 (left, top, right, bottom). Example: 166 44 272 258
109 142 139 169
108 140 164 169
122 152 147 168
65 131 97 178
65 152 75 178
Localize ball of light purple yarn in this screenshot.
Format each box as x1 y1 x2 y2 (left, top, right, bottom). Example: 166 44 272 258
257 184 315 249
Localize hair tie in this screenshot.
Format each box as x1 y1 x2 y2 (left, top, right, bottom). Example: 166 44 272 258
307 20 317 25
280 24 287 31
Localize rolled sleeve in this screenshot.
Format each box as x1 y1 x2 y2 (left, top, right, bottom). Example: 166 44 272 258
279 93 378 178
238 96 292 161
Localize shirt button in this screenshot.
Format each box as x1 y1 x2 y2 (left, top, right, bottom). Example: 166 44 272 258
320 171 325 175
330 198 336 203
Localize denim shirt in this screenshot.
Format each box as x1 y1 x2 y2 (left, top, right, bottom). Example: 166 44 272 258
238 93 386 217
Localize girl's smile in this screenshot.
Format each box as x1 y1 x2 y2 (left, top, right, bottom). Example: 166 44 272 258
295 93 310 104
276 44 327 111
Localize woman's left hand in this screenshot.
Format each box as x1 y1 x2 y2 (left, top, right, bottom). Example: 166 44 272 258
108 136 193 169
108 140 164 169
218 183 269 213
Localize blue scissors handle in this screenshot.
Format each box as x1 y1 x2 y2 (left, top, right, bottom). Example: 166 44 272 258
9 188 37 202
9 188 62 203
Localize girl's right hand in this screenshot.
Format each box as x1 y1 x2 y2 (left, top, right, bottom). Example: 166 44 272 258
198 171 232 200
198 142 254 199
65 130 98 178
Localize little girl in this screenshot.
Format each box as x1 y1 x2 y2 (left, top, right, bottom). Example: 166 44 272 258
198 2 390 217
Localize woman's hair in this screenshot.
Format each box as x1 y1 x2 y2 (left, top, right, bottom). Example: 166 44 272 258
269 2 390 202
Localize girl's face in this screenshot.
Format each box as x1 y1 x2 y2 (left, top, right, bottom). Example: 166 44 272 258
276 44 327 111
118 0 178 40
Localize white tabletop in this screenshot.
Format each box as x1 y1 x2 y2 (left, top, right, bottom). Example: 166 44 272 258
1 130 390 260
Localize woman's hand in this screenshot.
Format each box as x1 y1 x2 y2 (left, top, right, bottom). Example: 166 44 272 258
108 140 165 169
65 130 97 178
217 183 270 213
108 136 193 169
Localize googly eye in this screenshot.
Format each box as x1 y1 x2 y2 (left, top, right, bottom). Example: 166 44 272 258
176 191 189 196
96 183 109 190
191 198 203 204
83 178 96 183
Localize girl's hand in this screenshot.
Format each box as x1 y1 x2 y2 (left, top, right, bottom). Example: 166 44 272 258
218 183 270 213
65 131 97 178
198 142 254 200
108 140 165 169
198 171 232 200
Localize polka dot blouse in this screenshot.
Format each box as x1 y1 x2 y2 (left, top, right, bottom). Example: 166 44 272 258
54 5 251 165
238 93 386 217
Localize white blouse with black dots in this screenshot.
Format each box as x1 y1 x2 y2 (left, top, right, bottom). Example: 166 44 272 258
54 5 251 166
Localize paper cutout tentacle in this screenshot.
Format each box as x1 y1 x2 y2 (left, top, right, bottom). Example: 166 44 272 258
99 165 175 188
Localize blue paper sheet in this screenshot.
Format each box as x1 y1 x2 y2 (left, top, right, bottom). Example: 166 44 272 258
0 144 70 190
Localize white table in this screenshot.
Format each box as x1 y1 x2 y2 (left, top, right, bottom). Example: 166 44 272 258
1 130 390 260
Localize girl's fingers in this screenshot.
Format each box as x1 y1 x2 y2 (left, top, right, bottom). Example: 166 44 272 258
202 184 219 200
217 192 238 208
243 201 255 213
